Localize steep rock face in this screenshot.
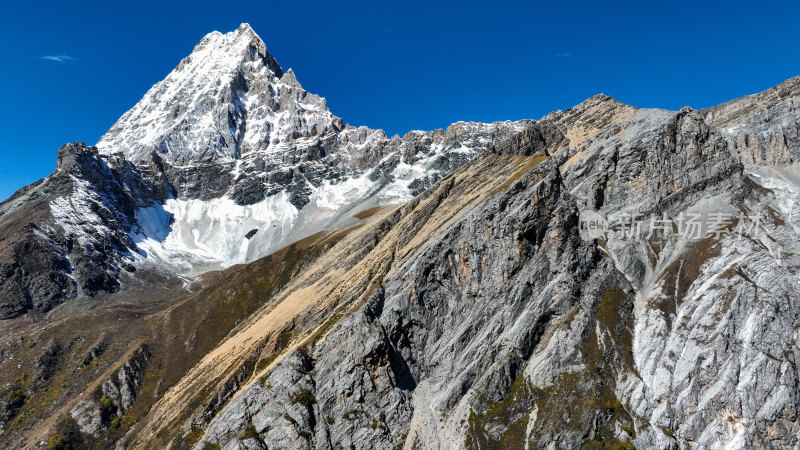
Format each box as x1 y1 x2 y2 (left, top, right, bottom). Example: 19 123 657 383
101 345 151 412
69 345 152 437
120 145 549 448
196 138 609 450
0 219 75 319
0 143 173 318
702 76 800 165
97 23 323 165
193 78 800 449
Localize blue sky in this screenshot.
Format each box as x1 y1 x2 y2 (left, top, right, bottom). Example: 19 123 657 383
1 0 800 200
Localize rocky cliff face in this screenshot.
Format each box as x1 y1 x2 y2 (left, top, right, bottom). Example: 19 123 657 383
185 79 800 449
1 23 799 450
0 142 173 319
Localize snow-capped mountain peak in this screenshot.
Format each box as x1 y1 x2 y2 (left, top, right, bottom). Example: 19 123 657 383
53 24 528 281
191 22 281 74
96 23 337 164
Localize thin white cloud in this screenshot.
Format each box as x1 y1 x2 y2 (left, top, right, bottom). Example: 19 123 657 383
555 53 574 57
39 55 78 63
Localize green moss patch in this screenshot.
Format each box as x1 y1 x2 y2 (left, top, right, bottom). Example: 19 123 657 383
467 369 535 449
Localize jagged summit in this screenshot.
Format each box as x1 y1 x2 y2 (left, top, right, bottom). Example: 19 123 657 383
96 24 331 164
190 23 281 75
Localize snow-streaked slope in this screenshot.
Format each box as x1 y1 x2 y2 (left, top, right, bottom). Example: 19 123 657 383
128 121 528 274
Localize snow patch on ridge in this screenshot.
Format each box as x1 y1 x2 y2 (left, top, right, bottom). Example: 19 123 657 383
49 176 114 249
132 193 297 275
127 137 491 275
129 170 417 275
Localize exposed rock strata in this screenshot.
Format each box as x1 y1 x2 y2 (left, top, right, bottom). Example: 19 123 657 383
193 78 800 450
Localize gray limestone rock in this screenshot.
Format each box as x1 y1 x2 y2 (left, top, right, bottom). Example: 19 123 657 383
196 77 800 450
